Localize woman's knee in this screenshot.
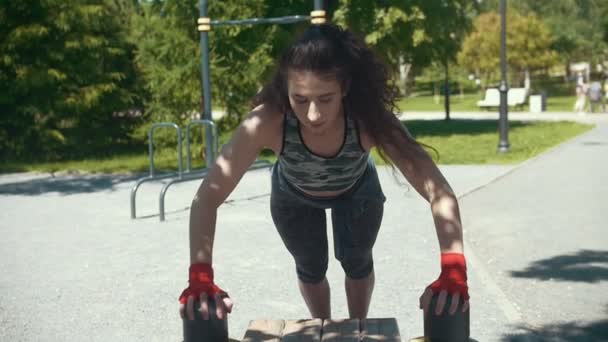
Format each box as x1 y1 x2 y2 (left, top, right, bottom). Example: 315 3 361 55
340 252 374 279
296 257 329 283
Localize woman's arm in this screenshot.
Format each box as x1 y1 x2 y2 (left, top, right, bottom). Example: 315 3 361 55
189 105 281 264
381 119 464 254
180 106 281 320
378 116 469 315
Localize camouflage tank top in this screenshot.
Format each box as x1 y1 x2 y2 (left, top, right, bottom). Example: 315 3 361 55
277 111 369 192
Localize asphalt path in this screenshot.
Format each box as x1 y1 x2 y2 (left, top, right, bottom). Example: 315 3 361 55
1 118 606 341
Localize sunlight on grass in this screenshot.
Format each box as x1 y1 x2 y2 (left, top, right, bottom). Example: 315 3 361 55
392 120 592 164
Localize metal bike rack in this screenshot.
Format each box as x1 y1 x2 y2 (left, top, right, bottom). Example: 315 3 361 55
158 159 272 221
186 119 218 173
157 119 218 221
130 122 183 219
155 119 274 222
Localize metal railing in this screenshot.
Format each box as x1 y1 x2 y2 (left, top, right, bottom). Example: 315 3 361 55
130 120 272 221
210 15 310 27
158 160 271 221
186 119 218 173
130 123 183 219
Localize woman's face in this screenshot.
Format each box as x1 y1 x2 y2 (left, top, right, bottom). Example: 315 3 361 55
287 69 346 136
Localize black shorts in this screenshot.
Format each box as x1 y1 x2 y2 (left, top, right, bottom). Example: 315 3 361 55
270 159 386 283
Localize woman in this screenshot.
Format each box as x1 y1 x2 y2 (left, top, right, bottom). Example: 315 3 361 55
179 23 469 322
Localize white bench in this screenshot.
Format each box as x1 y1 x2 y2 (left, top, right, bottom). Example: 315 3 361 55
507 88 528 109
477 88 500 108
477 88 529 109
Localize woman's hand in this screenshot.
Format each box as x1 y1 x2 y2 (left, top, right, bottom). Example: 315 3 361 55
178 263 234 320
419 253 470 315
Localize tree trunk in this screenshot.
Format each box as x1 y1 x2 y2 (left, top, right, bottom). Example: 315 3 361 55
524 68 531 91
399 57 412 96
434 83 440 104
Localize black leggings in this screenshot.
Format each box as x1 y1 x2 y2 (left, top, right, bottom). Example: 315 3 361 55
270 160 386 283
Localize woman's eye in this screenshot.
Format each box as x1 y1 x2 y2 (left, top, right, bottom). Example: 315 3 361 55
293 97 331 104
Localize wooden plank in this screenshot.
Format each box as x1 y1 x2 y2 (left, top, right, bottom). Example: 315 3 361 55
360 318 402 342
407 338 425 342
242 319 285 342
282 319 323 341
320 319 360 342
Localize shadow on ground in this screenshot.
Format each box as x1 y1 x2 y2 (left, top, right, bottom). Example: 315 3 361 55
402 119 529 138
510 249 608 283
0 173 143 196
501 319 608 342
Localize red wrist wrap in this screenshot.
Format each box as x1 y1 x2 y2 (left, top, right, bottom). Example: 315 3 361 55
178 263 227 304
428 253 469 300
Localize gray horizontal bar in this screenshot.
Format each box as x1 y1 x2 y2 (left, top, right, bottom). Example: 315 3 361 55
211 15 310 26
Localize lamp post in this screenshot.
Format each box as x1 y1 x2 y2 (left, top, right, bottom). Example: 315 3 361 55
444 61 450 121
444 32 456 122
498 0 510 152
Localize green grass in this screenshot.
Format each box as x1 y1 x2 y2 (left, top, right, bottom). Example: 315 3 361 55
544 96 577 112
2 149 191 175
1 120 593 174
397 94 577 112
387 120 593 164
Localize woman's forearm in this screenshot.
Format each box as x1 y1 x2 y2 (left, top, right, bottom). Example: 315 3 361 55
430 193 464 254
189 195 218 264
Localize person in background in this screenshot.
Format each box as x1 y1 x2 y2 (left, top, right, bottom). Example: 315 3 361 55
588 80 604 113
603 78 608 112
574 82 587 114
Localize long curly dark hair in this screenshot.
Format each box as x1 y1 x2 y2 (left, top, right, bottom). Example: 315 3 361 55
252 23 423 165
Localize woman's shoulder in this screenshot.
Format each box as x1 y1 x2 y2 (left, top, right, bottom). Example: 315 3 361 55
242 103 284 153
250 103 282 117
353 117 376 152
245 104 283 131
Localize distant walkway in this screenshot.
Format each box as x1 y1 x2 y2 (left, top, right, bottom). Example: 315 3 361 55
205 110 608 124
398 111 608 124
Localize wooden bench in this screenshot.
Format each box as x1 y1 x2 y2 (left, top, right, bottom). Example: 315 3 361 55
241 318 401 341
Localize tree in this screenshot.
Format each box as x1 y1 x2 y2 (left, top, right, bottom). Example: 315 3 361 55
420 61 474 98
131 0 476 135
131 0 478 126
458 11 558 89
508 12 559 86
0 0 140 160
3 1 481 161
333 0 474 95
478 0 608 74
130 0 312 134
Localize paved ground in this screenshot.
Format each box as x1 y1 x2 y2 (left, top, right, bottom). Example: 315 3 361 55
1 113 607 341
398 111 608 124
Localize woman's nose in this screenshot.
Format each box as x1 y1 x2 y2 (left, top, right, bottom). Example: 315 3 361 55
307 102 321 122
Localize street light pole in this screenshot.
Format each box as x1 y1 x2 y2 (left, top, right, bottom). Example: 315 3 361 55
444 61 451 121
314 0 323 10
498 0 510 152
